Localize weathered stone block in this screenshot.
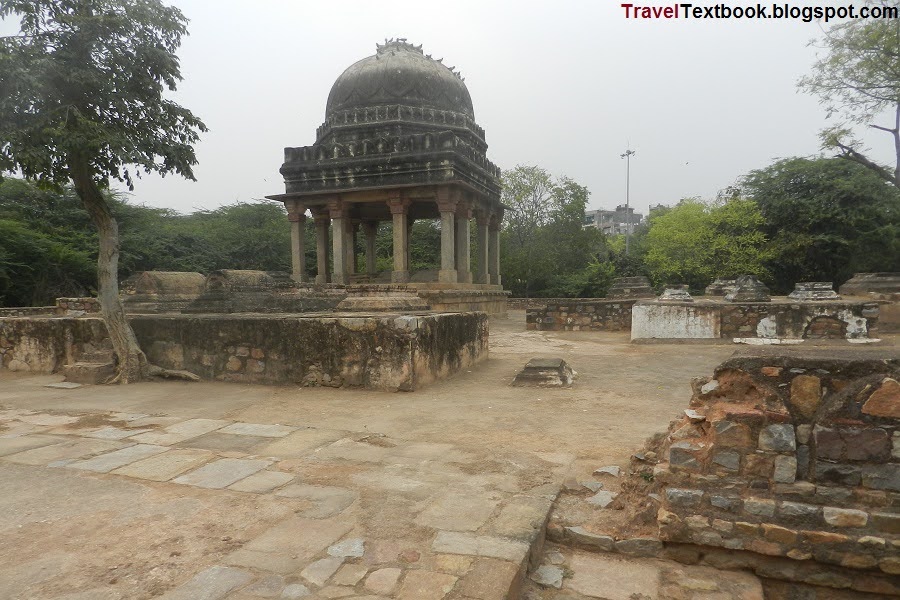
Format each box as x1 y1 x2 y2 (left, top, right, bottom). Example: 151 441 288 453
815 462 862 486
773 455 797 483
817 426 891 462
861 463 900 491
614 538 663 557
778 501 820 524
713 420 753 448
871 511 900 534
823 507 868 528
790 375 822 419
709 495 742 512
862 378 900 418
711 449 741 472
759 424 796 452
743 453 775 478
762 524 797 545
665 488 703 508
669 441 705 470
743 498 776 518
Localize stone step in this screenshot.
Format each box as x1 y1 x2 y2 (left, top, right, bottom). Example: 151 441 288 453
62 362 115 385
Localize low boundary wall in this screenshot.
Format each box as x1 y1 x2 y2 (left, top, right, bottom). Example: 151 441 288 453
0 312 488 391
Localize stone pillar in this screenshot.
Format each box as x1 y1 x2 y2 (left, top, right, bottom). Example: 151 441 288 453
488 212 502 287
406 218 414 276
388 196 410 283
313 210 330 284
455 200 472 284
347 220 360 276
475 210 490 285
364 221 378 277
437 188 458 283
328 198 348 284
285 201 307 283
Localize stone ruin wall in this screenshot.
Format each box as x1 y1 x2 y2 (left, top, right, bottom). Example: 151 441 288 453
0 312 488 392
654 353 899 593
525 300 636 332
0 297 101 319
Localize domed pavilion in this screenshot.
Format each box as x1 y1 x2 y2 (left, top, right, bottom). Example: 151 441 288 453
267 39 505 296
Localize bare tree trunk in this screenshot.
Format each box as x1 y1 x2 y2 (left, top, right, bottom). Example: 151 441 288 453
68 156 149 383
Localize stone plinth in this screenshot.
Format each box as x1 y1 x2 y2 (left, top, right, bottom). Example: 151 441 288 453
658 285 694 302
704 278 737 296
511 358 575 387
725 275 770 302
788 282 841 301
607 276 654 299
0 312 488 391
839 272 900 296
654 352 900 581
526 300 635 332
631 299 880 342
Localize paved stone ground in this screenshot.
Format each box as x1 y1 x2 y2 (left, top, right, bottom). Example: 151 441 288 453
0 405 559 599
523 543 765 600
4 312 869 599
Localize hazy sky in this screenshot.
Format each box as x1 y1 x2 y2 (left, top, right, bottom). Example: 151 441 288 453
2 1 895 216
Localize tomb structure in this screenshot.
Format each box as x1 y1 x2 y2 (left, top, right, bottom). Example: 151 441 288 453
266 39 507 314
607 276 655 299
788 281 841 301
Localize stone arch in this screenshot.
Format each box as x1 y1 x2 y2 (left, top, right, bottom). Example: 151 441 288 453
803 316 847 339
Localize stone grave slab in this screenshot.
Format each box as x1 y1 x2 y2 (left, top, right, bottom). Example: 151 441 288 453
512 358 575 387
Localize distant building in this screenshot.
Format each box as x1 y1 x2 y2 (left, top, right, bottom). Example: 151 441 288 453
583 205 643 235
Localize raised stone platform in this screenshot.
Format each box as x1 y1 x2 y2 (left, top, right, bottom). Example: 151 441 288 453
512 358 575 387
840 272 900 297
606 276 654 299
631 298 880 342
0 312 488 391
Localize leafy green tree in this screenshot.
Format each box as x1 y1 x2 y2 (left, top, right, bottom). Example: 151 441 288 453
741 157 900 291
500 166 604 297
799 3 900 186
0 0 207 382
643 198 771 291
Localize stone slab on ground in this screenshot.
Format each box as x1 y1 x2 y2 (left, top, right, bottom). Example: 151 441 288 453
0 434 63 457
431 531 530 563
172 457 271 489
158 565 253 600
66 444 168 473
226 469 294 493
79 426 152 440
175 432 272 454
415 491 500 532
111 448 215 481
129 418 230 445
257 428 348 457
274 483 358 518
218 422 297 437
3 438 124 466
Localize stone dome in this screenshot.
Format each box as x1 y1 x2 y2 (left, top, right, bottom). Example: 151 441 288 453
325 39 475 119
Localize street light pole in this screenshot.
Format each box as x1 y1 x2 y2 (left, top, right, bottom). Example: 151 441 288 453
620 148 636 255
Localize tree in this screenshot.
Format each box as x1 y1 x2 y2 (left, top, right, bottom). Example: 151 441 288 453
741 157 900 292
643 198 771 291
0 0 207 382
500 166 604 297
799 2 900 186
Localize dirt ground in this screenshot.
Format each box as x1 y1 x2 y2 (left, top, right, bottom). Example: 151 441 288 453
2 310 881 599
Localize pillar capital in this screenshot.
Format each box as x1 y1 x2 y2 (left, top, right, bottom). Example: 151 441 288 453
455 197 473 219
489 210 504 231
326 197 346 219
387 197 410 215
287 211 306 223
436 187 458 213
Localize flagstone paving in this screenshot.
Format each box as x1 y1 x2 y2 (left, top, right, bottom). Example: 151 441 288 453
0 406 560 599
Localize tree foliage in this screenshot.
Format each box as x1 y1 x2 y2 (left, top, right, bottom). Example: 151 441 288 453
643 198 771 291
741 156 900 292
799 3 900 186
0 0 206 382
500 166 605 297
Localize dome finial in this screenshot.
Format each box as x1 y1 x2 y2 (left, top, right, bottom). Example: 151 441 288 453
376 38 424 56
